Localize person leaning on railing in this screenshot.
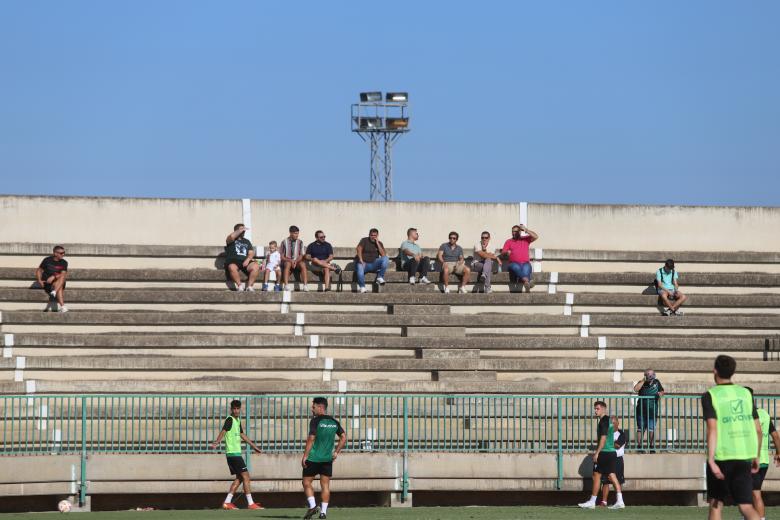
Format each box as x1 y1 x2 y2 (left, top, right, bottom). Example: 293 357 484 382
633 369 665 453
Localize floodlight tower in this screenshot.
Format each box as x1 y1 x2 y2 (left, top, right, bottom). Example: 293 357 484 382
351 92 410 201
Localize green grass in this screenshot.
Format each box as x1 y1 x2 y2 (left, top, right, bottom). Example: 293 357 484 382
3 507 779 519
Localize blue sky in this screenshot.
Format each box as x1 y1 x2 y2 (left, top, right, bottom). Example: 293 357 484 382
1 1 778 205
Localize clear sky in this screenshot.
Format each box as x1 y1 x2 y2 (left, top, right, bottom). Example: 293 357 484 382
1 1 778 205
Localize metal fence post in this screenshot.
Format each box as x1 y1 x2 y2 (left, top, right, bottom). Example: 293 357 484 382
556 397 563 490
402 396 409 502
79 396 87 506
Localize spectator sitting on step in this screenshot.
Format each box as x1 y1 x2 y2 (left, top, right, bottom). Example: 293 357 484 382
501 224 538 292
355 228 388 293
633 369 664 452
36 245 69 312
472 231 501 293
306 230 341 292
437 231 471 294
399 227 431 286
225 224 260 292
655 259 687 316
261 240 282 292
281 225 308 292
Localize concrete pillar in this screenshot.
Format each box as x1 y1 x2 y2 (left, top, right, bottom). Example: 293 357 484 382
390 492 413 507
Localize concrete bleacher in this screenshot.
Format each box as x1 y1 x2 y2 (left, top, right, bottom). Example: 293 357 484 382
1 241 779 396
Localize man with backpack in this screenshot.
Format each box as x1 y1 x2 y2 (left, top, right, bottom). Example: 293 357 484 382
655 259 688 316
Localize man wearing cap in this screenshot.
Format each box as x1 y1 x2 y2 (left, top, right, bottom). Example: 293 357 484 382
655 259 688 316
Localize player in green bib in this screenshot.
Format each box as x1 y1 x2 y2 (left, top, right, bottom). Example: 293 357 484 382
579 401 624 510
701 355 762 520
210 400 262 510
745 388 780 520
302 397 347 520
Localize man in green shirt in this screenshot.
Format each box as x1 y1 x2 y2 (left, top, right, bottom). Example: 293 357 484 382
302 397 347 520
579 401 625 509
701 355 762 520
210 400 262 510
746 388 780 520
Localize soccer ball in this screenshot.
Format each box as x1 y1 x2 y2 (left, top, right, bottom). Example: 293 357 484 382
57 500 72 513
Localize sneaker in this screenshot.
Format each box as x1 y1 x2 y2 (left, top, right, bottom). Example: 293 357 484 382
609 502 625 509
319 514 326 519
247 503 264 510
443 287 450 294
303 506 320 519
578 501 596 509
274 284 282 292
599 501 608 507
222 503 238 510
332 264 342 275
672 308 684 316
323 286 331 292
458 287 466 294
246 286 255 292
49 290 57 299
301 284 309 292
358 287 368 293
58 306 69 313
662 307 671 316
262 283 269 291
420 276 431 285
376 277 386 285
479 273 486 282
485 287 492 294
409 277 416 285
237 283 245 292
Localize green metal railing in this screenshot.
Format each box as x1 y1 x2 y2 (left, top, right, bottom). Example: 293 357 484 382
2 394 778 504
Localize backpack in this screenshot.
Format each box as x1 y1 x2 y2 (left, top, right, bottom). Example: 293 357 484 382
653 267 675 289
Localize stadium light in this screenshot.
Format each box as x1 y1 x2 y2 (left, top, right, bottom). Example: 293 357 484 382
360 92 382 103
385 92 408 102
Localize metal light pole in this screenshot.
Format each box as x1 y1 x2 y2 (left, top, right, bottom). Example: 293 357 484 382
351 92 410 201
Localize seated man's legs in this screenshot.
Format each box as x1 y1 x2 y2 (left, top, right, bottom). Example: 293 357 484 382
362 257 388 283
355 261 367 289
455 263 471 290
282 261 293 287
670 290 687 312
293 261 308 287
226 262 244 290
246 261 260 289
405 258 420 281
657 288 676 312
440 262 452 290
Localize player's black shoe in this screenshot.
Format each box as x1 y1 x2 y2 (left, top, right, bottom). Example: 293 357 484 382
318 514 327 519
303 506 320 519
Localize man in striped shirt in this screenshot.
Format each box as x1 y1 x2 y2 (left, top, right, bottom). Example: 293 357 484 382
281 225 308 291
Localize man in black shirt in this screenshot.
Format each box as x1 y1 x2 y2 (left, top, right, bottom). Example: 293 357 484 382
36 245 68 312
305 230 341 292
225 224 260 292
633 369 665 452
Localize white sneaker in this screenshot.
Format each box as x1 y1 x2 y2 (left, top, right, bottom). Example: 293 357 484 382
458 287 467 294
578 501 596 509
49 290 57 299
443 287 450 294
420 276 431 285
58 306 69 313
376 277 385 285
301 284 309 292
237 283 245 292
358 287 368 293
485 287 492 294
409 277 416 285
245 286 255 292
609 502 625 509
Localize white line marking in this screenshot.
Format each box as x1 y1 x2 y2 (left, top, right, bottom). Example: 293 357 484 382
563 305 572 316
338 380 348 393
565 293 574 305
282 291 292 303
3 333 13 347
14 370 23 382
241 199 252 241
615 358 624 371
612 371 621 383
16 356 25 369
324 357 334 370
598 336 607 349
296 312 305 325
581 314 590 326
2 347 11 358
580 327 589 338
280 303 289 314
309 335 320 347
549 272 559 284
294 325 303 336
534 248 543 260
597 349 606 360
322 371 331 382
308 348 318 359
548 284 557 294
533 261 542 273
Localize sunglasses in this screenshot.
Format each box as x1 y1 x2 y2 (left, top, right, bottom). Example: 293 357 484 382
481 236 489 239
317 235 325 239
449 236 457 240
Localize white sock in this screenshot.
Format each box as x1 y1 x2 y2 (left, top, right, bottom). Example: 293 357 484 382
321 502 328 514
616 492 623 503
224 493 233 503
307 496 316 508
588 495 597 503
246 494 254 505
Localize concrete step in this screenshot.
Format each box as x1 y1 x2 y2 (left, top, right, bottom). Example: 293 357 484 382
2 287 780 308
1 378 778 395
2 309 779 330
2 333 770 352
2 267 780 287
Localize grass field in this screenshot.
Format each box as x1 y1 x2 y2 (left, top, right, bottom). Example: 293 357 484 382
3 507 778 519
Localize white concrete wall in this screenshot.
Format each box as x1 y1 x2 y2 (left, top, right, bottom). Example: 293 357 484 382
1 196 778 252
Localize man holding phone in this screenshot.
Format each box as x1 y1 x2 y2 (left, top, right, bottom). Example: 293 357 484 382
633 369 665 452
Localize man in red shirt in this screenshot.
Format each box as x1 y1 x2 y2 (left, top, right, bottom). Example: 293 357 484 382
501 224 539 292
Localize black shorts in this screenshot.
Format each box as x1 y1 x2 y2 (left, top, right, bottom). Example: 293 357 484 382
752 465 769 491
601 457 624 484
706 459 753 504
594 451 617 476
226 455 248 477
302 460 333 477
225 261 250 275
43 279 66 293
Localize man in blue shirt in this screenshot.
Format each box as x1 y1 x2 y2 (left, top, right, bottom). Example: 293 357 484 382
655 259 688 316
305 230 341 292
